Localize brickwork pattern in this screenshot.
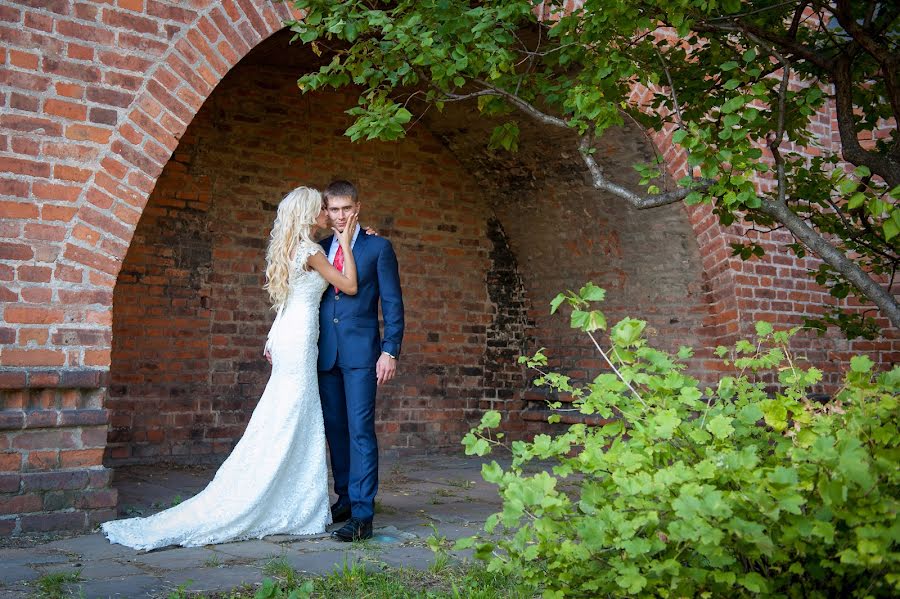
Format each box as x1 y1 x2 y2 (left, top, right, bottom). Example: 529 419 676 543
0 0 896 534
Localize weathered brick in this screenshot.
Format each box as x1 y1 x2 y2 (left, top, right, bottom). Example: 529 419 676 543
0 493 42 515
0 452 22 471
12 430 77 451
20 510 87 532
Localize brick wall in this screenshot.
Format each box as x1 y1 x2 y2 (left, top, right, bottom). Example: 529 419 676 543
106 61 503 463
0 0 896 534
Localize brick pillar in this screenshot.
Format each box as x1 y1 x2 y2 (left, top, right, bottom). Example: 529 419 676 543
0 370 116 535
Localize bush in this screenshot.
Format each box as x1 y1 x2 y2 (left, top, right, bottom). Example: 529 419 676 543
461 284 899 598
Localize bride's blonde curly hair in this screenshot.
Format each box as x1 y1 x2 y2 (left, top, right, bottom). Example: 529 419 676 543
264 186 323 309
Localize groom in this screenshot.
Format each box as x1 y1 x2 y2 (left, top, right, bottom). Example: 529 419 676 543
318 180 404 542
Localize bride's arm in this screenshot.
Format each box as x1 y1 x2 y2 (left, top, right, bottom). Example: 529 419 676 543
307 251 358 295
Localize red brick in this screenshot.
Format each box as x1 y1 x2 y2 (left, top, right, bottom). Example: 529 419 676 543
86 86 134 109
0 494 42 515
118 0 144 11
0 64 52 91
44 100 87 121
19 328 49 345
26 450 59 471
33 182 82 202
42 205 78 222
0 347 66 366
12 431 76 451
4 306 65 325
17 266 52 283
0 178 29 198
56 20 115 45
55 81 84 98
0 452 21 471
0 113 56 135
0 201 39 219
60 448 104 468
65 124 112 143
42 56 102 83
24 223 66 242
24 11 52 31
20 511 87 532
0 156 50 177
9 92 39 111
54 164 92 183
9 49 39 70
67 42 93 61
63 244 121 275
102 9 159 35
0 242 34 260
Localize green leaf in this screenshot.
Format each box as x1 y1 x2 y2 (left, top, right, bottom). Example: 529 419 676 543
848 192 866 209
884 218 899 241
850 355 874 373
755 321 773 336
481 410 501 428
550 293 566 314
651 409 681 439
579 283 606 302
706 415 735 439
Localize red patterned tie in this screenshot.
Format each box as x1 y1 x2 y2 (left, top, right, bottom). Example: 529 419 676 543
333 244 344 294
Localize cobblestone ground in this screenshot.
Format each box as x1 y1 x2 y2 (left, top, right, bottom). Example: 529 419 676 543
0 454 500 598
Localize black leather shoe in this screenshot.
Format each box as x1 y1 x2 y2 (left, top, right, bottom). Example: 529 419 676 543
331 502 352 523
331 518 372 542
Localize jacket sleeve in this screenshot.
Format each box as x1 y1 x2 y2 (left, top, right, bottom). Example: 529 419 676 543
376 240 404 358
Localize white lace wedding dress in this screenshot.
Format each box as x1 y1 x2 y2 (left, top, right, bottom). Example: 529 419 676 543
102 242 332 550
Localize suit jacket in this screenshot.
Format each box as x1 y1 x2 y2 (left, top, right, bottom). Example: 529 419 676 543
318 232 404 370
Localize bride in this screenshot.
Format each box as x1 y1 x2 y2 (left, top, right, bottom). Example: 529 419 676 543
101 187 359 550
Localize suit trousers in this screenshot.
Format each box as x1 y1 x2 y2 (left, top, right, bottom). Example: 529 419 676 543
318 365 378 522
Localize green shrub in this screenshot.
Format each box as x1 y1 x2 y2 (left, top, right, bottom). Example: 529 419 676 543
461 284 899 598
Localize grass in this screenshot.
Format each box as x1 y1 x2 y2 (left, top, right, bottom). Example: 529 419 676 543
33 570 82 599
206 559 533 599
204 554 222 568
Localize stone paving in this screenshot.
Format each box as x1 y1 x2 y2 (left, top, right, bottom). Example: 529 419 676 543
0 454 501 598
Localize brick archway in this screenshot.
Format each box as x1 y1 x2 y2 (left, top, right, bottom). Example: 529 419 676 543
3 1 840 536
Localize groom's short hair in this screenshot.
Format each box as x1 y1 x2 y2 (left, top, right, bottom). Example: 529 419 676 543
323 180 358 203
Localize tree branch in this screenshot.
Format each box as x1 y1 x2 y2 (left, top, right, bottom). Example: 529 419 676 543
760 198 900 329
833 54 900 187
472 79 569 128
578 136 710 209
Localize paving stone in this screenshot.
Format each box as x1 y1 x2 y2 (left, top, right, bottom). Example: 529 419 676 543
213 539 286 561
0 581 32 598
45 533 141 561
0 563 40 585
76 559 146 579
0 548 68 567
76 574 164 599
130 546 218 570
264 532 329 544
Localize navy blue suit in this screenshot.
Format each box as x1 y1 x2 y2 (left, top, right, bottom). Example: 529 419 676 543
318 231 404 522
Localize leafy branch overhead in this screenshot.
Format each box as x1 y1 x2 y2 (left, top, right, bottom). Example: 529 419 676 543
287 0 899 337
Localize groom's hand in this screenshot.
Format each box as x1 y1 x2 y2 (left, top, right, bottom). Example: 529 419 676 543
376 352 396 385
264 348 272 364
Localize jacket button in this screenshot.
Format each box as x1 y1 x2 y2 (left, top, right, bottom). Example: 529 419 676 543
335 295 340 301
333 318 339 324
